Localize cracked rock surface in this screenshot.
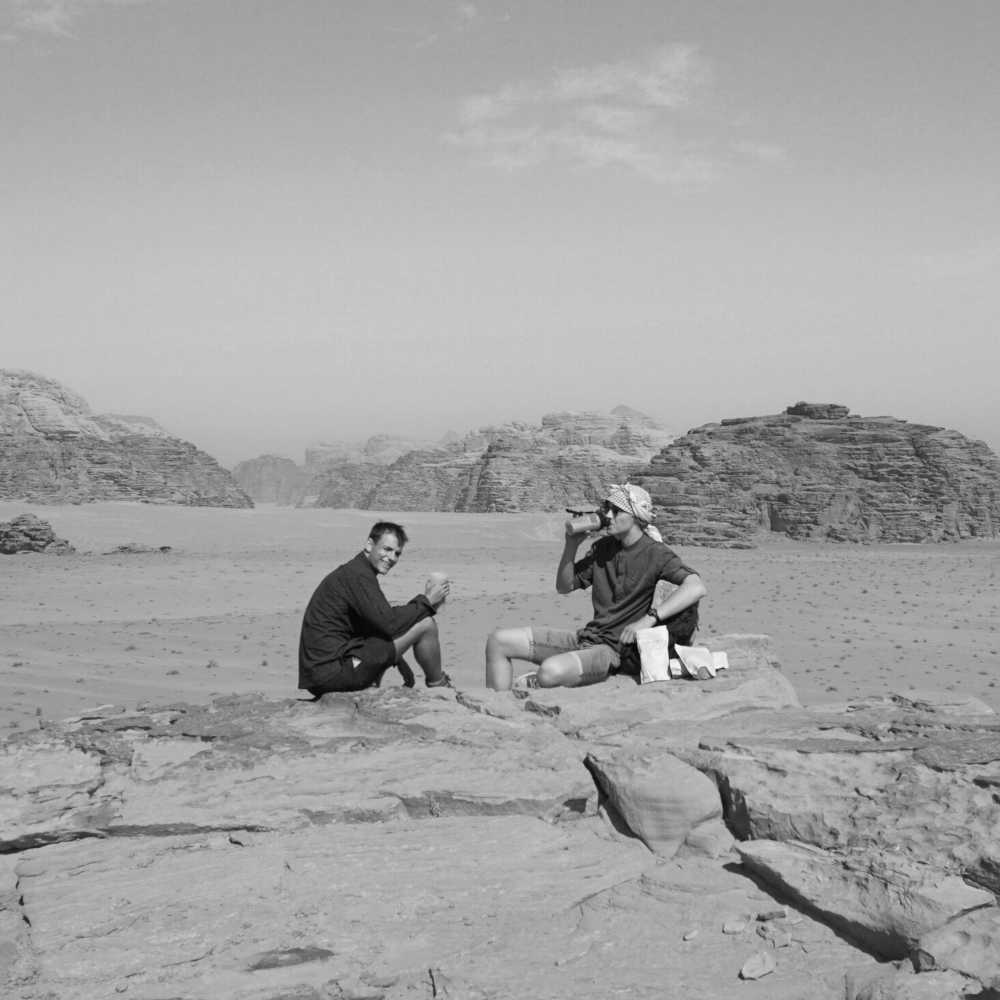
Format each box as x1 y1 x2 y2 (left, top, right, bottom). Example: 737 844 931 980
1 635 998 999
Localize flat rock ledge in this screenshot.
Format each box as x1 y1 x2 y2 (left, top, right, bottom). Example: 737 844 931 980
2 635 999 1000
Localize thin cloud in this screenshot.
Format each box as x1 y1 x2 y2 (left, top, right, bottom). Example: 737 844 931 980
405 1 480 51
551 45 708 108
732 140 789 164
449 43 775 186
1 0 152 39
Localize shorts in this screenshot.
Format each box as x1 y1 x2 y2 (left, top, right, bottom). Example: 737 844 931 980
306 636 397 696
616 604 700 677
527 626 619 682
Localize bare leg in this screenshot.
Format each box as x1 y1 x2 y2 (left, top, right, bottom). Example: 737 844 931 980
485 627 535 691
393 617 444 686
536 649 612 688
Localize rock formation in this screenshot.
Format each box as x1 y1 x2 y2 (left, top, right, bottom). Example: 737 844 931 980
0 370 252 507
636 401 1000 546
2 635 998 998
235 408 675 511
0 513 74 554
230 454 308 505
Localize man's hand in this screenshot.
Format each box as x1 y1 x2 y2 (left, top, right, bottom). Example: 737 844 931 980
425 574 450 608
619 614 657 645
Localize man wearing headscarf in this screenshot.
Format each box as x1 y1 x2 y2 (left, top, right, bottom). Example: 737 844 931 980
485 483 707 689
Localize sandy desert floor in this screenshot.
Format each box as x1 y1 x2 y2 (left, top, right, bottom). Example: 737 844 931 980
1 501 998 733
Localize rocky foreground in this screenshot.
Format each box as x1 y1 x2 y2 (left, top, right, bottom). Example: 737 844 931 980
2 637 999 1000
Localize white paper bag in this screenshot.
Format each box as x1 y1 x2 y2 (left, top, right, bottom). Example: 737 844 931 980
675 645 729 680
637 625 671 683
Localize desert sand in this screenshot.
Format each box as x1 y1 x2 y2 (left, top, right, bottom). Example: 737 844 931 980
1 501 998 733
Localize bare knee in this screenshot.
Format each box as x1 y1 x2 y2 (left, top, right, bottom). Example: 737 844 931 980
486 627 530 661
536 654 579 688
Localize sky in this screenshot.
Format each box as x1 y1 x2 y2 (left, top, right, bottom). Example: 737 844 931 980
3 0 999 466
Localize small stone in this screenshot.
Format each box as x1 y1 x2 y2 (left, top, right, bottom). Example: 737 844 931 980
755 907 788 922
739 951 776 980
682 929 699 941
723 917 750 934
757 924 792 948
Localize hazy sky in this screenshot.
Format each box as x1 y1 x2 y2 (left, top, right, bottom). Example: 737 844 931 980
3 1 998 466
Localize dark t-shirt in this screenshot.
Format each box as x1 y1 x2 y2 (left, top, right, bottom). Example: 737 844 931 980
573 533 696 648
298 552 435 690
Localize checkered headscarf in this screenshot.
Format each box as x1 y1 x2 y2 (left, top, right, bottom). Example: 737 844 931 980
604 483 655 526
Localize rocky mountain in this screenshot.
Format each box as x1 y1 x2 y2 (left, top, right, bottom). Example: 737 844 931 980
636 401 1000 547
230 455 308 506
234 408 675 511
0 370 252 507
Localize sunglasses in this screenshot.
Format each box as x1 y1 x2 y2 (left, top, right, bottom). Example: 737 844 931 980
601 501 628 517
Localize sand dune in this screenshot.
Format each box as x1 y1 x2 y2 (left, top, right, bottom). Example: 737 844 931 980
1 502 997 733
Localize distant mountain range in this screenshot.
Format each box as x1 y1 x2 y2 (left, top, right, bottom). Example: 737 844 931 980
4 371 998 546
233 406 675 512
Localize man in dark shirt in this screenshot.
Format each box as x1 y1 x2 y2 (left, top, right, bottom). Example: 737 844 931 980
485 484 707 690
299 521 451 694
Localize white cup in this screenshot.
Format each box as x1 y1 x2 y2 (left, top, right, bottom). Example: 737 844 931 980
426 571 449 604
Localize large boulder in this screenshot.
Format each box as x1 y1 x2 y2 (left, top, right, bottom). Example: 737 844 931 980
0 513 74 554
585 748 726 858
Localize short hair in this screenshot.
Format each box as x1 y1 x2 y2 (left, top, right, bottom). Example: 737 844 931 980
368 521 408 546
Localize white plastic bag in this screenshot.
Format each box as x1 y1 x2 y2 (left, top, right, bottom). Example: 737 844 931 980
637 625 671 684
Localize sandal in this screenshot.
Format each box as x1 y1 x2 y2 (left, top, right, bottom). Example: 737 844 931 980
426 672 453 689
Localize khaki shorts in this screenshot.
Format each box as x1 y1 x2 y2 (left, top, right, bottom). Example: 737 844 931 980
527 627 619 683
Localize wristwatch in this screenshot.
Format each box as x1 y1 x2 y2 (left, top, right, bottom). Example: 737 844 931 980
649 607 662 624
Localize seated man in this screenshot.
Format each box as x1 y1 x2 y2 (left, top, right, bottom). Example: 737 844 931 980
299 521 451 695
485 484 706 690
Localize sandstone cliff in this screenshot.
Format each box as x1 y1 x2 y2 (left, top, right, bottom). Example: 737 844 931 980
0 370 252 507
236 409 674 511
636 402 1000 547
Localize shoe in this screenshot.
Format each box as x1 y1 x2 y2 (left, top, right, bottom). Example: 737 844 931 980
513 671 539 690
426 672 452 689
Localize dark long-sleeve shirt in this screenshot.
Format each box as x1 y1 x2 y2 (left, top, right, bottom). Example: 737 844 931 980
298 552 435 690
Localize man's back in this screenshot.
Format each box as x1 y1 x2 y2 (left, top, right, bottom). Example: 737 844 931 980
298 554 372 690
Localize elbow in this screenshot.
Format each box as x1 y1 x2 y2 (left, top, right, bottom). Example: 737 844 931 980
686 574 708 602
555 579 574 595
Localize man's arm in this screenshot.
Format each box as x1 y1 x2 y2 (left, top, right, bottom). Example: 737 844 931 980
555 530 586 594
349 571 436 639
619 572 707 645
